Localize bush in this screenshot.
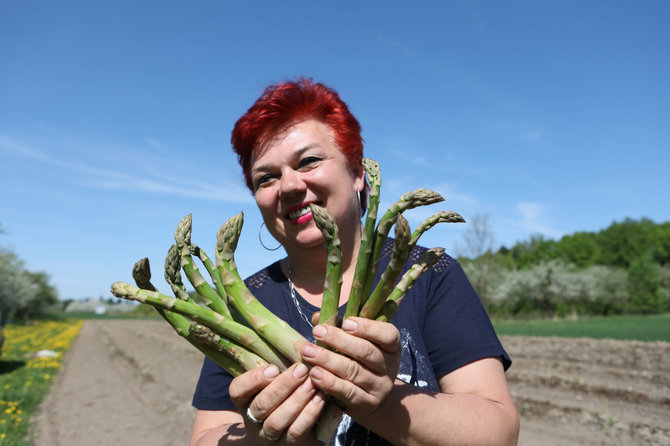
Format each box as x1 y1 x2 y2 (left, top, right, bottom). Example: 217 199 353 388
488 260 630 317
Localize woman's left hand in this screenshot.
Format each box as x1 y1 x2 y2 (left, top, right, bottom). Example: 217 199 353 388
299 317 401 421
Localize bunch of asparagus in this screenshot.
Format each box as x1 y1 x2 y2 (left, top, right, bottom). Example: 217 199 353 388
111 157 463 442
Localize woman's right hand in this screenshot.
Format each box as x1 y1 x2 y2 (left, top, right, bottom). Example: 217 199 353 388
229 363 327 444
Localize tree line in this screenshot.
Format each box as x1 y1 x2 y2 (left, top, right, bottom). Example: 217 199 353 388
459 217 670 318
0 227 59 323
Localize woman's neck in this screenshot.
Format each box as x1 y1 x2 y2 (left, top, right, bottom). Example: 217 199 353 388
283 223 362 305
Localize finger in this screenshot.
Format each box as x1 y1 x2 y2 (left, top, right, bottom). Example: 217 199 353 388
311 311 342 328
261 376 318 441
248 362 310 421
301 342 381 390
340 317 401 354
309 325 392 375
308 366 379 416
285 392 328 443
229 364 280 408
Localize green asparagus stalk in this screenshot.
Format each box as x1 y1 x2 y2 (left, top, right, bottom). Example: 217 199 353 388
359 214 411 320
216 213 309 364
362 188 444 299
164 244 193 301
408 211 465 251
110 281 289 368
375 247 445 322
130 258 248 376
308 203 342 328
175 214 231 317
190 244 230 306
189 324 269 371
345 158 381 319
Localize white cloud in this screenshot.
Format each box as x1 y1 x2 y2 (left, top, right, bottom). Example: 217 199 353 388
515 201 562 238
0 132 253 204
518 129 543 142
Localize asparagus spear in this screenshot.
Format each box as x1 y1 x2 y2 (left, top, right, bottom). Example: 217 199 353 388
359 214 411 320
408 211 465 251
175 214 231 317
345 158 381 319
164 244 192 301
190 244 229 305
362 188 444 298
308 203 342 328
375 247 445 322
189 324 269 371
216 213 309 364
110 281 289 368
131 258 248 376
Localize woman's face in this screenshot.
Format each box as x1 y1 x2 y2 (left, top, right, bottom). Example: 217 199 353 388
250 119 365 252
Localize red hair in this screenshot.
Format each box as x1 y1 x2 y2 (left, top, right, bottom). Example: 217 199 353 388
231 78 364 191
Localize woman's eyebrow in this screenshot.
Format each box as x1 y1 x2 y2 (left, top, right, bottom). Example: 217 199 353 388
252 143 321 174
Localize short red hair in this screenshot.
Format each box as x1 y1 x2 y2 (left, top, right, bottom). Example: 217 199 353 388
231 78 364 191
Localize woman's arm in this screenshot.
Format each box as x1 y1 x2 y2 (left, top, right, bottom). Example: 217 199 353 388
303 318 519 446
362 358 519 446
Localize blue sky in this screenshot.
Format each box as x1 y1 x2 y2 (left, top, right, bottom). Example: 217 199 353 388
1 1 668 300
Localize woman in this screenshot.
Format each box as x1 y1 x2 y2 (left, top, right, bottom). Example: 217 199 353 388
190 79 519 445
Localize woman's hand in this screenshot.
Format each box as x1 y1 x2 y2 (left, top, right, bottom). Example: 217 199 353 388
229 363 326 444
300 317 402 421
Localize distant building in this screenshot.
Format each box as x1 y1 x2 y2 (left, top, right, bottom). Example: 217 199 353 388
65 298 136 314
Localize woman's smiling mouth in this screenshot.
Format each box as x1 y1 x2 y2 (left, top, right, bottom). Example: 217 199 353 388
286 202 320 223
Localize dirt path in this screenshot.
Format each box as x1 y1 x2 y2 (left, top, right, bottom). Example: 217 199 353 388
33 320 203 446
33 320 670 446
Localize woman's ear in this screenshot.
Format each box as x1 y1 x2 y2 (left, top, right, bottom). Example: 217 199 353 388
353 161 366 192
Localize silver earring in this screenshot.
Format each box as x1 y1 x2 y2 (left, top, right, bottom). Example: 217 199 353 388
356 187 363 217
258 222 281 251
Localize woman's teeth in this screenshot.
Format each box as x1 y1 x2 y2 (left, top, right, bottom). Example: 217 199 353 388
288 206 311 220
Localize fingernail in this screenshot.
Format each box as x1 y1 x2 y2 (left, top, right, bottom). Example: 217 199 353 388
313 324 327 339
302 344 318 359
293 363 308 379
263 365 279 378
342 318 358 332
310 367 324 381
311 392 325 405
301 377 314 392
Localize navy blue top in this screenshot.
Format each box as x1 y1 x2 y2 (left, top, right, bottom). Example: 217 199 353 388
193 241 511 445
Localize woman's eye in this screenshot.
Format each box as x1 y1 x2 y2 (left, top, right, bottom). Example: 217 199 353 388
255 173 276 188
299 156 321 169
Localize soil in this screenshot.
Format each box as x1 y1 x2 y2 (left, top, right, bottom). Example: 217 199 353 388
33 320 670 446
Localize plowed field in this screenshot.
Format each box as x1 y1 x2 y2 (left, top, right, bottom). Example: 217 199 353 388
33 320 670 445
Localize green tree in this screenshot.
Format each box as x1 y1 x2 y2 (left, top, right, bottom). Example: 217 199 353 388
627 254 666 314
596 218 657 268
15 270 59 319
556 232 600 268
0 240 59 322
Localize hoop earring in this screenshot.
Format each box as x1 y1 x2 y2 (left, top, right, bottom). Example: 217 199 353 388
258 222 281 251
356 187 363 217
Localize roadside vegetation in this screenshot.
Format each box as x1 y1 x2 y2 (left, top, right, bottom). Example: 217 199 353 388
459 216 670 318
0 319 83 445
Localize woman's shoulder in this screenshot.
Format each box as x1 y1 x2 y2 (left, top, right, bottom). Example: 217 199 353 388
244 260 285 291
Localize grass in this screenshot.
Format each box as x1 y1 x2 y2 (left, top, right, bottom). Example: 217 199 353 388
493 313 670 342
0 319 83 446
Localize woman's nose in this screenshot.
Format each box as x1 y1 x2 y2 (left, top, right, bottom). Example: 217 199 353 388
279 169 306 196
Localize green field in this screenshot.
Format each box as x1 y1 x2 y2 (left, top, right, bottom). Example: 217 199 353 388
493 313 670 342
